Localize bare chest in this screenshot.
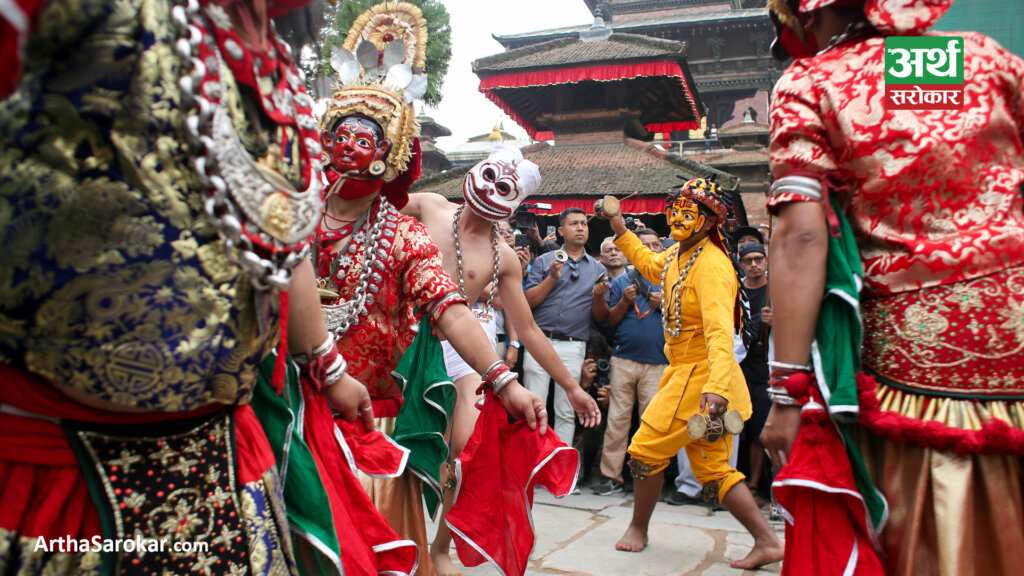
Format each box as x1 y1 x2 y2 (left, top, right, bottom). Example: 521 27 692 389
435 230 498 303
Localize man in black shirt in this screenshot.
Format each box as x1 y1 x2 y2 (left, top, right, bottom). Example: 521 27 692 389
737 241 772 503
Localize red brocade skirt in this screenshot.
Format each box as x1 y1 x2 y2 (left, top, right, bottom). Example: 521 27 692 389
0 365 293 575
853 267 1024 575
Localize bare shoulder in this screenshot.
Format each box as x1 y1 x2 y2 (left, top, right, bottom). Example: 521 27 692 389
406 192 452 213
497 242 522 275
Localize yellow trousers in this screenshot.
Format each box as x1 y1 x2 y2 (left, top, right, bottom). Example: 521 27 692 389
629 413 744 501
626 356 747 501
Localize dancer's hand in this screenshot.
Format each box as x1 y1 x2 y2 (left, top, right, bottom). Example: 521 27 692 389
325 374 375 432
700 392 728 416
568 385 602 428
503 344 519 367
499 382 548 435
760 404 801 470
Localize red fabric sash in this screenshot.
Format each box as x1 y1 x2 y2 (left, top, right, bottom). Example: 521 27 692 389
773 394 885 576
299 380 418 576
446 390 579 576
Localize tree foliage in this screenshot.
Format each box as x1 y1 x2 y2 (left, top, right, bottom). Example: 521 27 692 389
311 0 452 107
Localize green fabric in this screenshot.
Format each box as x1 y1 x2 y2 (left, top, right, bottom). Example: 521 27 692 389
252 354 344 576
815 197 887 532
390 316 457 519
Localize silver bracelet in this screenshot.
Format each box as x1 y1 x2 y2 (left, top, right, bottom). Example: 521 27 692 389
312 335 334 357
482 360 503 378
492 370 518 396
294 334 336 365
323 355 348 388
768 388 799 406
768 360 813 372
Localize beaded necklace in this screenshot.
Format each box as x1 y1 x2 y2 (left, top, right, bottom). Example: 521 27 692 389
660 238 708 338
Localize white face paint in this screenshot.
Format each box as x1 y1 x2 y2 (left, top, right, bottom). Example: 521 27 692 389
462 146 540 222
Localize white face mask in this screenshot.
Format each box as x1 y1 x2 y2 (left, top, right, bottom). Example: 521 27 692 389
463 146 540 221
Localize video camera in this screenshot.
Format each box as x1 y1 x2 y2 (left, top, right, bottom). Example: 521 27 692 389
512 202 553 232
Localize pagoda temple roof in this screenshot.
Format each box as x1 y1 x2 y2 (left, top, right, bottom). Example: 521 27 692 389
493 9 768 49
472 31 703 141
411 139 737 214
415 115 452 140
475 34 686 73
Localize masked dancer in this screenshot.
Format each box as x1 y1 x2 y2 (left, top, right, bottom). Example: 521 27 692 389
309 4 547 575
402 146 600 576
0 0 371 573
762 1 1024 574
597 178 783 569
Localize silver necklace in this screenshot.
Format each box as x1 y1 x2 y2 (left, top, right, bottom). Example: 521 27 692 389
660 239 707 338
173 0 321 292
322 198 392 337
452 204 501 311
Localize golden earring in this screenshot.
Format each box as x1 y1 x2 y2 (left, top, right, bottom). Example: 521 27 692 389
369 161 386 176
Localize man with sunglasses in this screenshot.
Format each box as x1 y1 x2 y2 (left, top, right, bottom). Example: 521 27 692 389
525 208 606 444
736 242 773 505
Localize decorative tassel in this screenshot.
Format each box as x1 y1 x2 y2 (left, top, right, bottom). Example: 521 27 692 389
858 374 1024 456
271 290 290 395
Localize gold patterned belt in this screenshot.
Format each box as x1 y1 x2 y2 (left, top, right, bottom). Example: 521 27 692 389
861 265 1024 399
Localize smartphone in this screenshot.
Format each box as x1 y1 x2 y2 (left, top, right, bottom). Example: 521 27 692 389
594 272 607 285
514 234 530 249
546 225 556 237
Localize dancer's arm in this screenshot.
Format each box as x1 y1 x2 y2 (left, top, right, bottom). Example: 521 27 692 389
437 304 548 434
760 201 828 468
606 213 667 285
398 191 449 221
288 257 373 431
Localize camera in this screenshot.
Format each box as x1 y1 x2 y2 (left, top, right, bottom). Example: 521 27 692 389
513 202 552 231
588 357 612 399
514 234 530 249
624 217 639 231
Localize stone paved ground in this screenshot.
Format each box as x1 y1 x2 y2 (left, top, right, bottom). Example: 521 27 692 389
426 487 785 576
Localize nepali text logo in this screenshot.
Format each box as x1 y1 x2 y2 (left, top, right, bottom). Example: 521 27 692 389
885 37 964 110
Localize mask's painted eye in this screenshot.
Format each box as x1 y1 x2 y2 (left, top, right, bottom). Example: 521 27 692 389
483 168 495 182
496 182 510 194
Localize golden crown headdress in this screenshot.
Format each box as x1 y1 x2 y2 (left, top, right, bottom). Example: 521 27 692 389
320 2 429 182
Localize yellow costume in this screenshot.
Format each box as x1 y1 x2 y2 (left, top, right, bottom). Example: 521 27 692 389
615 230 751 501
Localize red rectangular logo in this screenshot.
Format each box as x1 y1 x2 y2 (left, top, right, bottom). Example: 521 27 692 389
885 84 964 110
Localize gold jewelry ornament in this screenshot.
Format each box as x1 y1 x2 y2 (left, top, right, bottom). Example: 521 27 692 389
369 160 386 176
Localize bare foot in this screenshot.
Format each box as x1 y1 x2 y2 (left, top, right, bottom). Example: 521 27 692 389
614 525 648 552
729 536 784 570
430 549 465 576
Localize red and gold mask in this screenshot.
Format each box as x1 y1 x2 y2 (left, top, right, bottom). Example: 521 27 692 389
320 116 391 178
